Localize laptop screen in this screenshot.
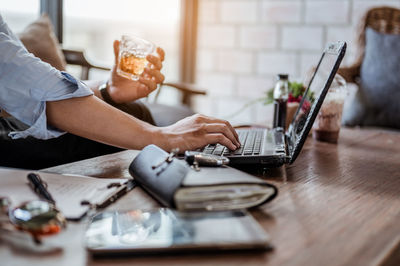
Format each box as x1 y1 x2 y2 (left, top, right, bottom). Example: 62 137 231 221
287 42 346 164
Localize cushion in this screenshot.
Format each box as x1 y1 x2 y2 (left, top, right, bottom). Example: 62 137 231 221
342 27 400 128
18 14 66 71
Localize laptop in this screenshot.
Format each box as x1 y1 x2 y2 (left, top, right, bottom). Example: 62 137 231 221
202 41 347 167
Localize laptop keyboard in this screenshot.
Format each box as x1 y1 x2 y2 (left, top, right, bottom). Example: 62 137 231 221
203 129 264 156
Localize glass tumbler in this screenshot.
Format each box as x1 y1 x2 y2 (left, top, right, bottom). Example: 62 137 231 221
312 74 347 143
117 35 155 80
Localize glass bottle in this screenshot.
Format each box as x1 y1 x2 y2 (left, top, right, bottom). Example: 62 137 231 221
272 74 289 129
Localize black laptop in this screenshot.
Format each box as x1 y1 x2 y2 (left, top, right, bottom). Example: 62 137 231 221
202 41 346 167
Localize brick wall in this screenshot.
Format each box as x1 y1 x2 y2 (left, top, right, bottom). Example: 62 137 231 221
193 0 400 126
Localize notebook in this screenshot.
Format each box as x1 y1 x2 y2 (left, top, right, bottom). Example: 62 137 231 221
129 145 278 211
0 167 135 220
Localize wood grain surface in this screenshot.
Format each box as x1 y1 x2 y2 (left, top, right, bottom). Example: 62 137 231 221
2 128 399 266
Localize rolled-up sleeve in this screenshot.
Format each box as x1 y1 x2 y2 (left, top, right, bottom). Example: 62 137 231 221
0 15 93 140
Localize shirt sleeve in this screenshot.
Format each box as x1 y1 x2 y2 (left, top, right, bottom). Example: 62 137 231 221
0 15 94 140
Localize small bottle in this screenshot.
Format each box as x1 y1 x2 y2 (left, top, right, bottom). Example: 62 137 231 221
273 74 289 129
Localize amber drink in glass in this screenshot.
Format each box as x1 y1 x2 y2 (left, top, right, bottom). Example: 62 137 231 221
117 35 155 80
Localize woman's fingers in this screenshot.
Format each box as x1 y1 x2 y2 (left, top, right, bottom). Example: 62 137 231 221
146 54 163 70
192 115 240 146
135 68 164 97
206 118 239 143
139 76 157 92
113 40 120 66
144 68 165 83
204 133 237 151
189 114 240 150
138 68 164 93
202 123 240 148
156 47 165 61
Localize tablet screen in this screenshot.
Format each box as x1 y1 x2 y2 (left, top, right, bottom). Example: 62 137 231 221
85 209 270 255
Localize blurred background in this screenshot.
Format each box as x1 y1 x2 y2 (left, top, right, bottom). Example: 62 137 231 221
1 0 399 126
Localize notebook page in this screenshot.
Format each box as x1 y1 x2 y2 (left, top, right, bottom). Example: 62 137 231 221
0 168 128 220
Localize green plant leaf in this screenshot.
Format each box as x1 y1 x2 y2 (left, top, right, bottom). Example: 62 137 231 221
289 81 304 98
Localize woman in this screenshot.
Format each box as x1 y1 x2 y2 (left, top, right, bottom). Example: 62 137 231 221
0 14 239 169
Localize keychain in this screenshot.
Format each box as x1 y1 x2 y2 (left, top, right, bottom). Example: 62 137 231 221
151 149 230 173
152 148 180 169
184 151 230 171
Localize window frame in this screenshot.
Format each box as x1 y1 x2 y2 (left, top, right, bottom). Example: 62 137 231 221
40 0 63 43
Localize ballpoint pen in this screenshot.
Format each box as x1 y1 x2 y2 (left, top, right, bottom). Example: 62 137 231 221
27 173 56 204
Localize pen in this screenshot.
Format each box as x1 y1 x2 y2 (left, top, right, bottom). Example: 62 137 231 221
27 173 56 204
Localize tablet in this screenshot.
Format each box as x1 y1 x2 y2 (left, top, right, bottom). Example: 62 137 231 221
85 208 271 255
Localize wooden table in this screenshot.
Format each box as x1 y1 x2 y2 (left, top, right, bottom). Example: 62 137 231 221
2 128 400 266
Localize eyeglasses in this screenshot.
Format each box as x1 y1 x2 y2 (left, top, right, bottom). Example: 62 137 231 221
0 197 66 244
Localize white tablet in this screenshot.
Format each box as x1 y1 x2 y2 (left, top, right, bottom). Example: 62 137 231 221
85 208 271 256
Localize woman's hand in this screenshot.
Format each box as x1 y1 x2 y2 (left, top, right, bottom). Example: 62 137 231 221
155 114 241 152
107 40 165 103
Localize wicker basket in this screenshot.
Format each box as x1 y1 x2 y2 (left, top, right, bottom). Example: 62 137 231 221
366 7 400 34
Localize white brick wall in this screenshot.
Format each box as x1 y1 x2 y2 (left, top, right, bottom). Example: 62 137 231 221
216 50 254 74
305 0 350 24
257 52 298 76
239 26 278 49
220 0 258 24
194 0 400 126
237 76 273 98
196 72 236 97
198 0 218 24
196 50 216 72
216 97 257 126
198 25 236 48
261 1 302 23
281 26 324 51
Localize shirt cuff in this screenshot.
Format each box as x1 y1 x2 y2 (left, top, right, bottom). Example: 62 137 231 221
9 72 93 139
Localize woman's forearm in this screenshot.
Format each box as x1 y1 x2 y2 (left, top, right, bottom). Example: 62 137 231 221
46 92 240 152
46 95 163 150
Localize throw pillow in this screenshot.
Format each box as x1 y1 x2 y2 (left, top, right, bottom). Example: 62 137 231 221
18 14 66 71
342 27 400 128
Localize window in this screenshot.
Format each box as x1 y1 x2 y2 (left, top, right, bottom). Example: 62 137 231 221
1 0 192 105
0 0 40 32
63 0 181 81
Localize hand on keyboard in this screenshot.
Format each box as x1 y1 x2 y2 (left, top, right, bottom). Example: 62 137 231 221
159 114 240 152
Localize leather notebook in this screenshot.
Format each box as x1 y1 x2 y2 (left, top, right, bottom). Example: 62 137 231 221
129 145 278 211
